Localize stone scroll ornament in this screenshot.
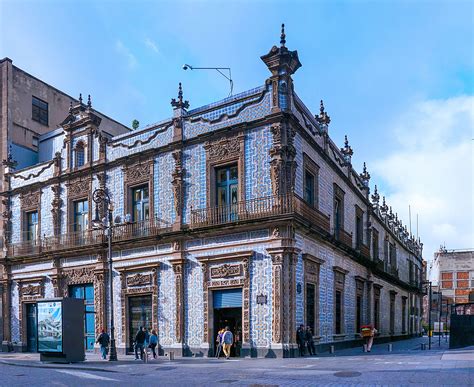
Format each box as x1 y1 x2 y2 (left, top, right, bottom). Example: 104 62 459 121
210 263 242 279
126 273 152 287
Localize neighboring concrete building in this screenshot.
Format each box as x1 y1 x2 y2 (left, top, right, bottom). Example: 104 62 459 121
431 247 474 304
0 27 423 356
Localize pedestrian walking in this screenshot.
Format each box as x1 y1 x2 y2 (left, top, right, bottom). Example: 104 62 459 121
296 324 306 357
221 326 234 359
305 326 315 356
96 328 110 360
361 324 377 352
149 329 158 359
215 328 224 358
134 326 146 360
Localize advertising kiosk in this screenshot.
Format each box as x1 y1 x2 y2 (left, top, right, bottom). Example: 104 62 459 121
37 298 85 363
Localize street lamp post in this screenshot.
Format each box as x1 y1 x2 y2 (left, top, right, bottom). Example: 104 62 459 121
92 188 117 361
422 280 432 350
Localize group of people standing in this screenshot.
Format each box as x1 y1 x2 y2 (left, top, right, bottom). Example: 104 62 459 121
134 326 158 360
296 325 316 356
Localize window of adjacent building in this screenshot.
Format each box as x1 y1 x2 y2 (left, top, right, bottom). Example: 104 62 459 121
355 280 364 333
333 269 345 335
75 142 85 168
306 283 316 333
372 228 379 260
25 211 38 241
73 199 89 232
402 297 407 333
389 292 396 334
216 164 238 208
333 185 345 240
355 206 364 249
32 96 48 126
374 286 381 330
132 185 150 222
304 170 315 206
389 243 397 268
384 236 389 267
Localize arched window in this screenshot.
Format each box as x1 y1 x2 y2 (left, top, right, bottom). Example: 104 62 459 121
75 141 85 167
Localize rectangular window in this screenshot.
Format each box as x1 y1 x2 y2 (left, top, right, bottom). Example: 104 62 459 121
384 237 389 267
402 297 407 333
355 206 363 249
389 292 396 334
74 200 89 232
32 96 48 126
26 211 38 241
372 229 379 259
306 283 316 333
335 290 342 334
304 170 315 206
374 287 381 330
333 184 345 240
356 295 362 333
389 243 397 268
132 185 150 222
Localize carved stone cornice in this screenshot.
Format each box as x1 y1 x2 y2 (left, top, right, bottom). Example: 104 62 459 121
204 134 242 162
21 190 41 210
123 161 152 186
67 177 91 199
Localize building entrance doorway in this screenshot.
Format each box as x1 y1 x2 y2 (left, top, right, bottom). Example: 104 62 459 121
26 303 37 352
213 288 242 357
69 284 95 351
128 295 152 352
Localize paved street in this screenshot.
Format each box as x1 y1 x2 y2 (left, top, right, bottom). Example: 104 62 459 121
0 337 472 386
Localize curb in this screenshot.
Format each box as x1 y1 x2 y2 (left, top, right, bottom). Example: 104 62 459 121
0 360 119 373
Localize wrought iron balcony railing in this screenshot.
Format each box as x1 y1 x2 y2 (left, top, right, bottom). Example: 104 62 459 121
190 194 294 228
6 218 172 258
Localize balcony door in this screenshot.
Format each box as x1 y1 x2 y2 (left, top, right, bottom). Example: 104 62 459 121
74 200 89 233
216 165 238 221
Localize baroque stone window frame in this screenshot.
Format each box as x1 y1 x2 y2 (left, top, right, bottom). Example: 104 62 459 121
197 250 252 352
123 160 155 222
389 290 397 335
20 190 41 242
203 132 246 209
303 253 324 338
67 177 92 234
333 266 348 338
18 277 44 347
118 264 159 352
373 283 383 330
354 276 365 335
302 153 320 208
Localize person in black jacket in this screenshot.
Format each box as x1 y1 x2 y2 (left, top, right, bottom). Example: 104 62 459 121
96 328 110 360
134 326 146 360
296 324 306 357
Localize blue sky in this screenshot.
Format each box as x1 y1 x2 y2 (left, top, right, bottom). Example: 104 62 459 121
1 0 473 268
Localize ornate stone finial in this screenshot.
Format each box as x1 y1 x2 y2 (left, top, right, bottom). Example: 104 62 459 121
316 99 331 126
380 196 388 214
388 206 394 223
68 101 73 114
371 184 380 206
171 82 190 110
280 23 286 47
360 162 371 186
87 94 92 109
340 135 354 164
79 93 83 105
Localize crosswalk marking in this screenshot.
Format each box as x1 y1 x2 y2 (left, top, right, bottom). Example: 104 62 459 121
55 370 118 381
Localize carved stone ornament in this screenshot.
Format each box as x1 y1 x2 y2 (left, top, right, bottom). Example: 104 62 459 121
126 273 152 287
210 263 242 279
205 136 241 162
20 283 42 296
256 293 268 305
126 163 150 185
21 191 40 209
68 179 91 199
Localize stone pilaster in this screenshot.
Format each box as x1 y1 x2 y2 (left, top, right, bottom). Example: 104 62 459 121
171 150 184 231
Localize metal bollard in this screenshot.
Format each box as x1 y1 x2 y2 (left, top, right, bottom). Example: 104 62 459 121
329 345 335 354
363 344 368 352
387 344 392 352
421 343 426 350
169 351 175 361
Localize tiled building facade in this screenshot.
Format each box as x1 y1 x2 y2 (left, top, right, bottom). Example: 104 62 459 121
0 28 423 356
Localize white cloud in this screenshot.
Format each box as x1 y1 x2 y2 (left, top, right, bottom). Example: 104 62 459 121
115 40 138 69
371 96 474 268
144 38 159 54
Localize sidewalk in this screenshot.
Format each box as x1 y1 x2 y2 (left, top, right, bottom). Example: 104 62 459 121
0 336 457 372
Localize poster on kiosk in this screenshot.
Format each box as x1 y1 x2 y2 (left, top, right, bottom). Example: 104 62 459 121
37 298 85 363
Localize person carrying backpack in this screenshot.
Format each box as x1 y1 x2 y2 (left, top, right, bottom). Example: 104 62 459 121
96 328 110 360
134 326 146 360
221 326 234 360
